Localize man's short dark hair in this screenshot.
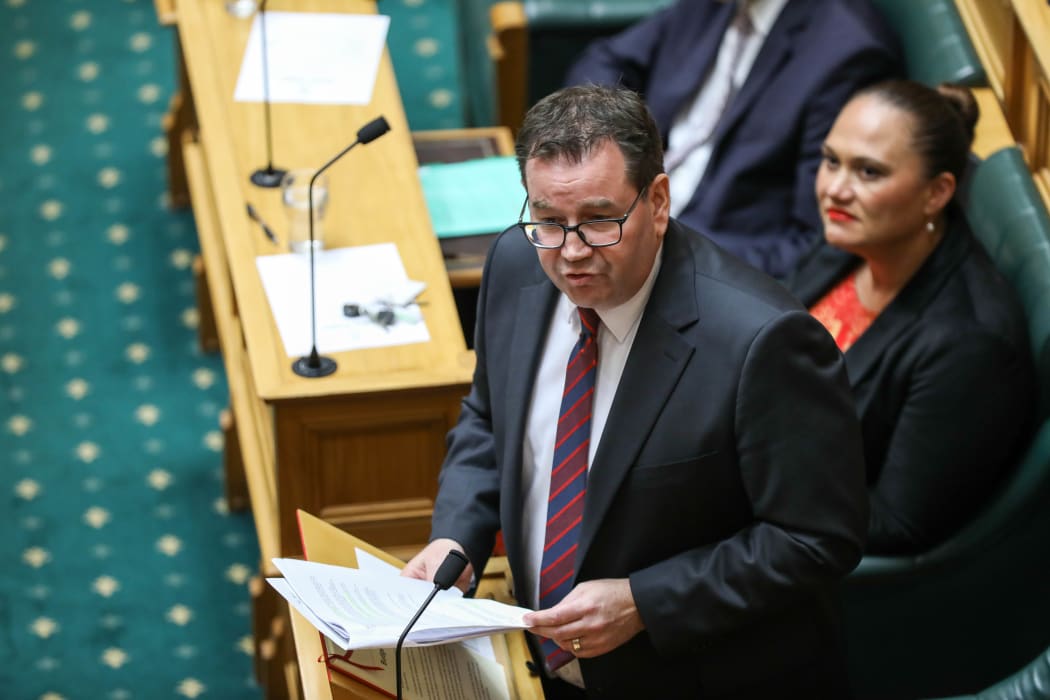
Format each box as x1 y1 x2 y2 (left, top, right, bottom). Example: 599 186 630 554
515 85 665 193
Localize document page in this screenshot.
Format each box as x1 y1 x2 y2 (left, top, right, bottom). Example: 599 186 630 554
255 243 430 357
352 548 496 660
323 639 511 700
234 12 390 105
270 557 530 650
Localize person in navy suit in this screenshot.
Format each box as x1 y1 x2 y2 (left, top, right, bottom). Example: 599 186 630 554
404 86 868 698
566 0 902 278
786 81 1036 554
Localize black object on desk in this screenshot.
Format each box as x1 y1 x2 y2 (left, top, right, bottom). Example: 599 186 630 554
249 0 288 188
246 203 278 245
291 115 391 379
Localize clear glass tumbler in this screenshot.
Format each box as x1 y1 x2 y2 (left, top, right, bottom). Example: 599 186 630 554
281 170 329 255
225 0 258 18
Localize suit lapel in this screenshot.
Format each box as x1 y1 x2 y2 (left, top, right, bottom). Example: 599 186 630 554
789 243 860 308
844 224 971 386
576 223 699 568
710 1 807 148
653 3 735 133
501 278 558 579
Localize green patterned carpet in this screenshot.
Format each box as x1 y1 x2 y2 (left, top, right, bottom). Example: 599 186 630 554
0 1 462 698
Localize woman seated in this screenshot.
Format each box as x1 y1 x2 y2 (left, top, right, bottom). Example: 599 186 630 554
785 80 1036 555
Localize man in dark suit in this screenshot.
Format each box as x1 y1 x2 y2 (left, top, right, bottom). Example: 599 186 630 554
404 86 868 698
566 0 901 278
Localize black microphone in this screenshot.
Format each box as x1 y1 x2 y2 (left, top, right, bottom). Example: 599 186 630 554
249 0 287 188
291 116 392 378
395 550 469 700
356 117 391 145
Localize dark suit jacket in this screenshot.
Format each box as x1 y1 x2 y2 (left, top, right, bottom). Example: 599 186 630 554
786 217 1036 555
566 0 901 278
431 220 868 697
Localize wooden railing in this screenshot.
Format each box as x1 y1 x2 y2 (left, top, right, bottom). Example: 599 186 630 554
956 0 1050 207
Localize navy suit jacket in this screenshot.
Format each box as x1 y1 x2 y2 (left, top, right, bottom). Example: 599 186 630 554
431 220 868 696
786 217 1036 554
566 0 902 278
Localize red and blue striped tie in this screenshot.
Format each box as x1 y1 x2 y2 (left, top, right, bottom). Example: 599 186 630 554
539 307 600 672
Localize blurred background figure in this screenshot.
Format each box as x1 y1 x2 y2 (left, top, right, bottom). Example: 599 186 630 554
566 0 902 278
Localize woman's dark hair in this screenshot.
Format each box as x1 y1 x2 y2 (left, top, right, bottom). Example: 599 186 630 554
855 79 979 182
514 85 664 193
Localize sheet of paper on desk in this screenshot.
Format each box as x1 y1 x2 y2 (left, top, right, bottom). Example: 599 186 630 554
256 243 430 358
419 156 527 238
234 12 389 105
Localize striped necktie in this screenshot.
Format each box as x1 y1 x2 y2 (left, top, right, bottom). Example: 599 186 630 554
538 306 600 672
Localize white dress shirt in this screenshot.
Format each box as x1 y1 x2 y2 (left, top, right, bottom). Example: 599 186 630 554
521 247 662 686
666 0 789 217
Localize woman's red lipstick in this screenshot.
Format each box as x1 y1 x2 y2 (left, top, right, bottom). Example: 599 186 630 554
826 208 855 223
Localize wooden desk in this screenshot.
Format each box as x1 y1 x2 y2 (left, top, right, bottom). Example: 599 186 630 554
163 1 475 695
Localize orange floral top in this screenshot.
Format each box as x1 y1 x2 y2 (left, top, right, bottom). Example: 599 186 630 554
809 271 878 352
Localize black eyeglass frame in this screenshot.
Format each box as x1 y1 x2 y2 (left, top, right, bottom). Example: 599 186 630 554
517 186 649 249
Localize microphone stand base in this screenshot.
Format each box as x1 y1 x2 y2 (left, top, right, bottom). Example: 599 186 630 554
250 166 287 188
291 355 337 378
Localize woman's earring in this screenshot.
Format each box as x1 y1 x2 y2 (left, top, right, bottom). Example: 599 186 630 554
926 220 935 233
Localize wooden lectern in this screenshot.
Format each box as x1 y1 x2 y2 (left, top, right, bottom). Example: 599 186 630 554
288 510 544 699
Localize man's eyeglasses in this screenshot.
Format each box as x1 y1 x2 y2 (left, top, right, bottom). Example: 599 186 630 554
517 186 648 249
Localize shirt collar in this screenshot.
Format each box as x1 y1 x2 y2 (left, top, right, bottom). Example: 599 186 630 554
743 0 789 37
559 242 664 344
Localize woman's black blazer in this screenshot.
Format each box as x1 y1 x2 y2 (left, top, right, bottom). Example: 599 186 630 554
786 216 1036 554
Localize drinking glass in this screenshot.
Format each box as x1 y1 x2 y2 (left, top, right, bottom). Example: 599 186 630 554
225 0 258 18
281 170 329 255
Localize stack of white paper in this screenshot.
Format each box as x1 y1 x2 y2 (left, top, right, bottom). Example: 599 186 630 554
269 557 530 651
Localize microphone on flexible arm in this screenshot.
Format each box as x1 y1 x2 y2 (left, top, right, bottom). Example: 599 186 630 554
395 549 469 700
249 0 287 188
291 115 391 378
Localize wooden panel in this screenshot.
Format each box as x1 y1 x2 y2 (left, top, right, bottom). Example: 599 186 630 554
273 387 463 556
321 499 434 556
955 0 1013 96
955 0 1050 215
221 407 250 510
160 33 195 207
1029 72 1050 173
192 254 220 351
184 135 281 568
1007 2 1050 190
972 87 1015 158
491 2 529 135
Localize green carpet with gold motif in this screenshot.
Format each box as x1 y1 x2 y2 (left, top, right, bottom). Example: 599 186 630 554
0 1 463 698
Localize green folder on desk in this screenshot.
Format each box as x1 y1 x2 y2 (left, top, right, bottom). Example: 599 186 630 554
419 156 526 239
